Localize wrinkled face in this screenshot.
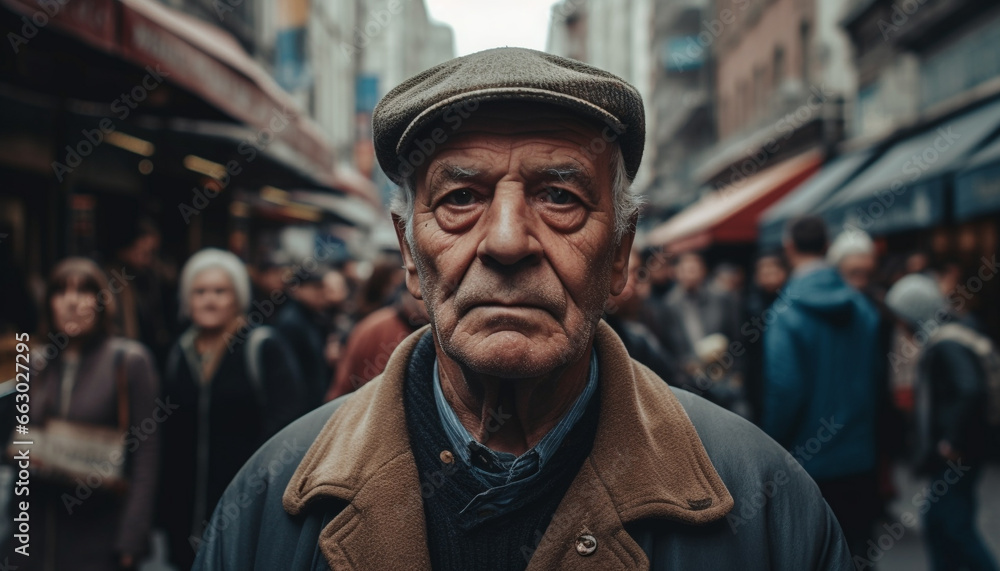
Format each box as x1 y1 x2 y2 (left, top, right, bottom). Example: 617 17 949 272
396 105 634 379
189 268 240 330
51 276 98 337
839 253 876 291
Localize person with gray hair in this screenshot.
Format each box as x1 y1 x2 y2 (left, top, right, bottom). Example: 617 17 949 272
827 229 877 292
884 274 999 571
159 248 307 569
194 48 849 570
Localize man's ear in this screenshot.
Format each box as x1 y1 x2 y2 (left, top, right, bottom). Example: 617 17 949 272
609 211 638 296
392 213 423 300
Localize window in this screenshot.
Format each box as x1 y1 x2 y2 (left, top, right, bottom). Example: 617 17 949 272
800 21 811 82
773 45 785 89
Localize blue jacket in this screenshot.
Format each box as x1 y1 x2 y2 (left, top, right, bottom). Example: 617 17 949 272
763 266 881 481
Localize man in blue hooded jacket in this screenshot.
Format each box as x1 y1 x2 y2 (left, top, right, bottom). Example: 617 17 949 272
763 216 882 562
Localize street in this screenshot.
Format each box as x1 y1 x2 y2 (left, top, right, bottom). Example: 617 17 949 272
880 465 1000 571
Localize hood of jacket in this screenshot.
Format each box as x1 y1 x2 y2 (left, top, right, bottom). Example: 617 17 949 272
282 320 734 570
784 266 858 325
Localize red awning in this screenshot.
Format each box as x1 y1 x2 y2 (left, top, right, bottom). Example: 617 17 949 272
646 150 823 252
1 0 356 196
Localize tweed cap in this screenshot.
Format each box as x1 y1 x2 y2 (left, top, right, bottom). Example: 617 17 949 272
372 47 645 184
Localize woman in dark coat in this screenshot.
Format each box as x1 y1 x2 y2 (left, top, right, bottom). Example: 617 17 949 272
6 258 160 571
159 248 306 569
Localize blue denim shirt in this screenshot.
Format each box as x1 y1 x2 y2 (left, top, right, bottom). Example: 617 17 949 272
432 350 599 520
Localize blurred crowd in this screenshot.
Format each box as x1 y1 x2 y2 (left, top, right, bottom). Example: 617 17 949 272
0 217 431 570
0 213 997 570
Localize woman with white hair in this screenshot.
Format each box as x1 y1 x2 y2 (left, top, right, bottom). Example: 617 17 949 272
158 248 306 569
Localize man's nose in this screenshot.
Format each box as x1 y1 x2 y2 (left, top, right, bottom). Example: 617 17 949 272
478 186 541 267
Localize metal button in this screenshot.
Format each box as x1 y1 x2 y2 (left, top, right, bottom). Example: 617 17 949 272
575 534 597 556
440 450 454 464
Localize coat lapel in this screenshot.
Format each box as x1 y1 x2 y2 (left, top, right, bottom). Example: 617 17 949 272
526 323 734 569
283 321 733 570
283 327 432 570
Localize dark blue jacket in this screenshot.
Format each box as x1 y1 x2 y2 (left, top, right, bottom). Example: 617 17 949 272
762 266 881 481
192 323 851 570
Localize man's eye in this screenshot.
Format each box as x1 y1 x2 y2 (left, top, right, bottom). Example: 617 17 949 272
541 187 577 205
444 189 476 206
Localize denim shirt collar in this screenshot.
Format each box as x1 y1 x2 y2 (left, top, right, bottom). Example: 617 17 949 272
432 349 599 518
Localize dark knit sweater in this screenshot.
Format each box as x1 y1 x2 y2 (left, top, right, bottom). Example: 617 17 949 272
403 333 601 571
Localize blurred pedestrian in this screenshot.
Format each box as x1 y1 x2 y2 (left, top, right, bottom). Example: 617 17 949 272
353 259 406 319
325 285 428 401
762 216 882 560
5 258 159 571
605 248 679 383
641 246 675 298
159 249 305 569
638 247 684 377
249 252 292 326
663 252 744 410
827 229 878 294
664 252 741 369
273 266 335 408
829 229 902 518
742 250 788 424
110 218 176 367
710 262 745 297
885 274 999 571
321 268 353 389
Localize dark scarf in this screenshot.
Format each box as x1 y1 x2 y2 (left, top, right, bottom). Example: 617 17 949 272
403 332 600 571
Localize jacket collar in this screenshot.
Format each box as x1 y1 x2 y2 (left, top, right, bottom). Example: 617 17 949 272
283 320 733 569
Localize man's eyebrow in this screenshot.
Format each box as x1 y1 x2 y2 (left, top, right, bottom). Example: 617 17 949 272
537 165 595 190
430 164 481 188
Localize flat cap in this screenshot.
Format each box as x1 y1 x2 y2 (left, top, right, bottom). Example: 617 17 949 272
372 47 645 184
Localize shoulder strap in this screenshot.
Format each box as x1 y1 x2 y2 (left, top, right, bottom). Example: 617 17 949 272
932 323 991 354
114 343 130 434
244 327 270 410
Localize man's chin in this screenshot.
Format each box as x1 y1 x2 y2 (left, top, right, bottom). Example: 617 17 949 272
444 330 571 379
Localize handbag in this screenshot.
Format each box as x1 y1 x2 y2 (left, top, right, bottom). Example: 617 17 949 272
6 349 130 494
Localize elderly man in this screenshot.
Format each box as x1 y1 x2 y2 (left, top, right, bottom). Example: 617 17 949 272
192 48 849 570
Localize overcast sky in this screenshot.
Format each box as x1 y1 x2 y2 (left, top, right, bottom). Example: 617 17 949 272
424 1 560 56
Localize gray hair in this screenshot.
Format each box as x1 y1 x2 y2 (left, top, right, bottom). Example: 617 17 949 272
827 229 875 266
178 248 251 319
390 144 640 246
